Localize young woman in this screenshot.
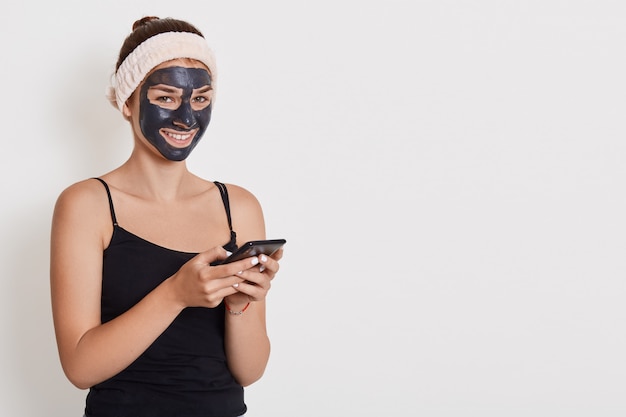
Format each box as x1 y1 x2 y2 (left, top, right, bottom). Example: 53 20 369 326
50 16 283 417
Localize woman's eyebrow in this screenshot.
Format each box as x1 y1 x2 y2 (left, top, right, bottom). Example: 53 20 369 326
148 85 182 94
195 85 213 93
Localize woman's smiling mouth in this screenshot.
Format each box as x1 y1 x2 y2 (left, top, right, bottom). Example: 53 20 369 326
161 129 196 147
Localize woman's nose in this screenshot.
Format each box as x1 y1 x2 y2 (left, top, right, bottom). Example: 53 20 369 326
172 101 196 128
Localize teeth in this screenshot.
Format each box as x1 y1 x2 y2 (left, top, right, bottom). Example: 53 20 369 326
167 132 191 141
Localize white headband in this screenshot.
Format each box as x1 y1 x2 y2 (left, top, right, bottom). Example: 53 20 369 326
106 31 217 112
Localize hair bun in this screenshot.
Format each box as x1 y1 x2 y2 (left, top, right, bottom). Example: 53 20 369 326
132 16 160 31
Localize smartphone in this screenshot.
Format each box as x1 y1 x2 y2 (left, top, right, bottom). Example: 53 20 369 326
216 239 286 265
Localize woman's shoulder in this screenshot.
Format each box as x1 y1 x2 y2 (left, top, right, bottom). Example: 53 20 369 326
218 182 262 210
56 177 108 202
217 182 266 236
53 178 111 220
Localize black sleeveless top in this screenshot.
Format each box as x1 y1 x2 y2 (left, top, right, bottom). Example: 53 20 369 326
85 178 245 417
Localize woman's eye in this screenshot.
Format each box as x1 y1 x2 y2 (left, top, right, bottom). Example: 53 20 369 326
193 96 208 103
157 96 174 103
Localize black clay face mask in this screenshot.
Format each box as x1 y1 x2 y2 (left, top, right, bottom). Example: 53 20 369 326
139 66 212 161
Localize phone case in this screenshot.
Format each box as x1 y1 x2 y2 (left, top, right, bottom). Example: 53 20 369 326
217 239 286 265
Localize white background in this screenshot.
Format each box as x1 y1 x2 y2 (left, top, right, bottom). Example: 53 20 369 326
1 1 625 416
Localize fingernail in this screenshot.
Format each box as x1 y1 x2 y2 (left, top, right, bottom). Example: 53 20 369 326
226 250 233 256
233 283 239 288
237 271 243 275
259 266 266 273
251 257 259 266
260 255 268 262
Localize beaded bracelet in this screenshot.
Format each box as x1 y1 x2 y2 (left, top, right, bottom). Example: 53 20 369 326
225 302 250 316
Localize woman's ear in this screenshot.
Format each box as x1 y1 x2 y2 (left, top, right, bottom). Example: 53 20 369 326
122 102 132 118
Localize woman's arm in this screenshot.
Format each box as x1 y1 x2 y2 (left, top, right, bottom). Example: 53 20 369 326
222 185 283 386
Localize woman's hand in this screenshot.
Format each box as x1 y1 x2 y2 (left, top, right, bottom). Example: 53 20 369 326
168 246 263 309
225 248 283 309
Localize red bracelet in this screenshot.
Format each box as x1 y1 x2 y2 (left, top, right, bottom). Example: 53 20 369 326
225 302 250 316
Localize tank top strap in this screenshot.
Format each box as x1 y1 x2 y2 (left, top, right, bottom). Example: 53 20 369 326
93 177 118 226
214 181 238 251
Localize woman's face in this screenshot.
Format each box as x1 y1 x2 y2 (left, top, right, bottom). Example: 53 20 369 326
133 60 213 161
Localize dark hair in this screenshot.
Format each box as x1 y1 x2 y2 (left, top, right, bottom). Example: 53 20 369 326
115 16 204 71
